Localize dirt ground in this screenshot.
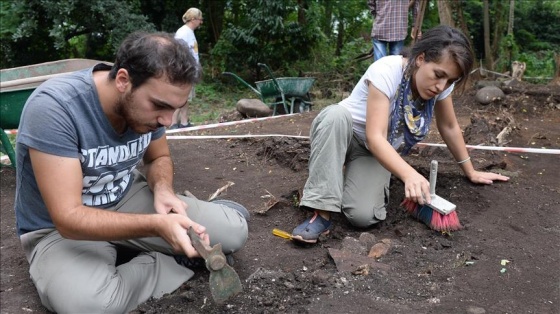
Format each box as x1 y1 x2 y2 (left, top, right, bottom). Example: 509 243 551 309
1 81 559 314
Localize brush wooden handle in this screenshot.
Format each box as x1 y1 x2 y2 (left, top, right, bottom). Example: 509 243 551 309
429 160 438 196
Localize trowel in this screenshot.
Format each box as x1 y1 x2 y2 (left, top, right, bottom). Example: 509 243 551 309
187 227 243 304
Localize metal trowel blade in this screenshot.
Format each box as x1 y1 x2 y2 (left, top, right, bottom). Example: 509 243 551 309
209 264 243 304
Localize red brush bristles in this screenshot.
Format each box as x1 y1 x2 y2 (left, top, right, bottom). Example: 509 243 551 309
430 210 462 231
400 199 462 231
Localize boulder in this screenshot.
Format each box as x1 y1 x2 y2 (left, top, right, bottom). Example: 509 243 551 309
475 86 505 105
236 99 272 117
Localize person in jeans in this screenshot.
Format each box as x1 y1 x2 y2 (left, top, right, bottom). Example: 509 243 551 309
291 26 509 244
15 31 248 313
369 0 421 61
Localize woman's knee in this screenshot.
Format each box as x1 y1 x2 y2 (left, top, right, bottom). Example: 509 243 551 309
343 204 386 228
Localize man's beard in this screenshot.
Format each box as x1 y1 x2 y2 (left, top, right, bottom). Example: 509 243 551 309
114 92 151 134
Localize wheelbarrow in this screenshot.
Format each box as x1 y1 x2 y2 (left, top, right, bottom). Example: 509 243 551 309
0 58 107 167
223 63 315 116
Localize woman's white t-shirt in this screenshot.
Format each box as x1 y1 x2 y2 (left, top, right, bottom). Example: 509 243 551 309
339 55 454 145
175 25 199 63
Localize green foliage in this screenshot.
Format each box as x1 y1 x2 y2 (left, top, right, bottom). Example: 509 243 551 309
516 50 556 84
515 0 560 52
188 81 254 123
495 34 519 73
2 0 557 88
212 0 321 80
1 0 157 68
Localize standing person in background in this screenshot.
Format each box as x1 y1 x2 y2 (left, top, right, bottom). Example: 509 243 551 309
170 7 203 129
368 0 421 61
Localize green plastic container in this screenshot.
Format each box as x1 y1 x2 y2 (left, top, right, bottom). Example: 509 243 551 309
0 59 107 167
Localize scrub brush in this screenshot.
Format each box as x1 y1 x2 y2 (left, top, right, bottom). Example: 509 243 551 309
401 160 462 231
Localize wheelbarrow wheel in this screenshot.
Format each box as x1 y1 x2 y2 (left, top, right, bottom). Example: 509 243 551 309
292 99 310 113
274 97 289 115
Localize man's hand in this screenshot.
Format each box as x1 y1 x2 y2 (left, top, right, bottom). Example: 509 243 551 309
411 27 422 40
153 184 188 215
156 213 209 257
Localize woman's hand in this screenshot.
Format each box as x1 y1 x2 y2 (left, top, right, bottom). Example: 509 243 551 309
402 170 432 205
467 170 510 185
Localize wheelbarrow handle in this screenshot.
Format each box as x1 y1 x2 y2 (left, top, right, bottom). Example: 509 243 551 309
222 72 261 96
257 63 284 94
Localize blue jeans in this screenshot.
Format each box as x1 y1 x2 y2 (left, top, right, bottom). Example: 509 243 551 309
372 39 405 61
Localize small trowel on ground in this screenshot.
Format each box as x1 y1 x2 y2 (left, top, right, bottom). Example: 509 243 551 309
187 227 243 304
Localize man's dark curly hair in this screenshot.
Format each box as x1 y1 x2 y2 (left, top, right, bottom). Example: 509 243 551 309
109 31 201 90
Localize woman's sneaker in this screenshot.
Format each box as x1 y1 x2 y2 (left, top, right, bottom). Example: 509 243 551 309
292 211 331 244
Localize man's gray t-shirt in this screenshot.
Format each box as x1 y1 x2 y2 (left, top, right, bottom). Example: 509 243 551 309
15 64 165 236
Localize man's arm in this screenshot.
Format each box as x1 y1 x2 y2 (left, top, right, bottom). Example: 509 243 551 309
29 146 205 257
142 135 188 215
29 149 165 240
368 0 376 16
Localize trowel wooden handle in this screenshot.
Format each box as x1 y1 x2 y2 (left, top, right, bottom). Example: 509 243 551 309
188 227 227 271
429 160 438 196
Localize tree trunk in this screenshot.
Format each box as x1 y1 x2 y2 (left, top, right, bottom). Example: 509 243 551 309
437 0 454 27
551 53 560 86
335 20 345 56
483 0 493 71
297 0 308 25
322 0 333 37
507 0 515 35
453 1 478 69
490 0 506 65
203 0 226 44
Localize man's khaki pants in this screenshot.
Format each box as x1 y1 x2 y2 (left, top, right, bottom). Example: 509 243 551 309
20 171 248 313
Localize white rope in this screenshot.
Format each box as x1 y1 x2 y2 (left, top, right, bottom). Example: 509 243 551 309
4 114 301 136
165 113 298 134
167 134 309 140
167 133 559 155
416 143 560 155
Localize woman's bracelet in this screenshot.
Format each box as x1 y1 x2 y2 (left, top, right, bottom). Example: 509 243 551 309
457 156 471 165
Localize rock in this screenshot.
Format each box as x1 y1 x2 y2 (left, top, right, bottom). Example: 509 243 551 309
474 80 502 89
311 269 330 286
341 236 367 255
368 242 391 259
466 306 486 314
475 86 505 105
351 264 369 276
358 232 376 249
328 248 390 274
236 99 272 117
503 78 522 88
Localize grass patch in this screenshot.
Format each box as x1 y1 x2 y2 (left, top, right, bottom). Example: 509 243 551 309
188 81 255 124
